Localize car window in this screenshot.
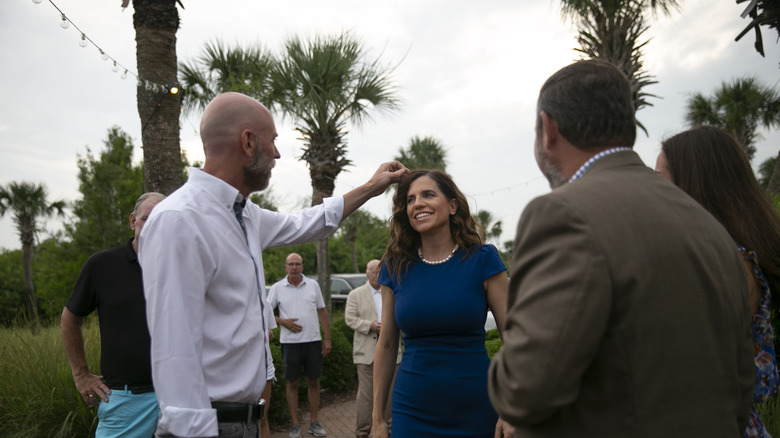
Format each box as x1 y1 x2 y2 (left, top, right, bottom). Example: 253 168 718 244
330 278 352 295
344 276 367 289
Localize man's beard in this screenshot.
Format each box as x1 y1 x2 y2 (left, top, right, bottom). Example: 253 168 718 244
536 139 566 189
244 147 274 192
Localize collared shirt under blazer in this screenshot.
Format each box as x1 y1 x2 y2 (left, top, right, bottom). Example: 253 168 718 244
345 283 402 365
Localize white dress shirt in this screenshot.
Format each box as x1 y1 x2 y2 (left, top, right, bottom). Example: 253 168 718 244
370 284 382 323
139 168 342 438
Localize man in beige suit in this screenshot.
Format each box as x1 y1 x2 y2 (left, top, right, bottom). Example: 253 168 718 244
488 60 755 437
345 260 401 438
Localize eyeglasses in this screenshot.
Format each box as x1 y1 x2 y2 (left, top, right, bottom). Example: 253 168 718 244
286 262 303 267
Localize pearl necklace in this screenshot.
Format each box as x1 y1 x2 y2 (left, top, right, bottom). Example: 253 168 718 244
418 244 459 265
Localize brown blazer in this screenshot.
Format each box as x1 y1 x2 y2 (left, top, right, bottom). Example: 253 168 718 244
488 151 754 437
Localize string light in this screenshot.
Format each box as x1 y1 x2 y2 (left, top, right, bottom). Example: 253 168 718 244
470 175 546 197
34 0 171 92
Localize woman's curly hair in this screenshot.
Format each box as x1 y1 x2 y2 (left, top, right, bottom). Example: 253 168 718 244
382 169 483 282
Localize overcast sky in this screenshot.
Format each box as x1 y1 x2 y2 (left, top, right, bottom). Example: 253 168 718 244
1 0 778 253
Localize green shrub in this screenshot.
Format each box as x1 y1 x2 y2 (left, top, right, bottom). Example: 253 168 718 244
485 328 500 341
332 313 355 348
0 319 99 437
320 326 357 393
485 338 502 359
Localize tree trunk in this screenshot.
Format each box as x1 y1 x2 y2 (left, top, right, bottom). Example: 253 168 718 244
310 169 336 313
768 149 780 196
133 0 182 195
316 239 331 313
21 241 39 335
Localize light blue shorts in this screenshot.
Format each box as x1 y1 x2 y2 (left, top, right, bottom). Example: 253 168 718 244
96 387 159 438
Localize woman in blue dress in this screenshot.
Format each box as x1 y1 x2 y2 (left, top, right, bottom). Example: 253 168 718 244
656 126 780 438
371 169 514 438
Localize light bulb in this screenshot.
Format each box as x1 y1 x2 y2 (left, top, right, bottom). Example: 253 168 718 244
145 81 152 91
60 14 69 29
121 70 128 80
112 61 119 73
100 50 108 61
79 34 87 48
137 79 143 87
152 84 160 93
32 0 43 4
168 85 179 95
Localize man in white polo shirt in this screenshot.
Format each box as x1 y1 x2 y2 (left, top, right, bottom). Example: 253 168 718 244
268 253 330 438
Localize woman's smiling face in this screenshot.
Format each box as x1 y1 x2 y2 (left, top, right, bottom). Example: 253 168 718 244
405 175 457 235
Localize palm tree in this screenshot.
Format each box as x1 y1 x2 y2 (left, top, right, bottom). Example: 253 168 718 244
735 0 780 58
0 182 66 334
270 32 400 306
179 40 276 116
130 0 183 195
685 77 780 162
394 136 449 171
759 156 776 191
475 210 503 246
558 0 680 134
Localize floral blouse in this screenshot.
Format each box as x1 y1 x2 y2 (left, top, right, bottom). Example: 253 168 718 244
740 246 778 438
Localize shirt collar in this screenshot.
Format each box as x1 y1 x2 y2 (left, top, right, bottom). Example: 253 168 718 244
569 147 632 183
369 283 381 295
123 237 138 263
187 167 244 211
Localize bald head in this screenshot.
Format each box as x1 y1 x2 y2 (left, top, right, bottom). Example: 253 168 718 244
366 259 381 289
200 92 273 156
199 92 279 196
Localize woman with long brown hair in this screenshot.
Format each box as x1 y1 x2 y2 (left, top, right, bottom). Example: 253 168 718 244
371 169 513 438
656 126 780 437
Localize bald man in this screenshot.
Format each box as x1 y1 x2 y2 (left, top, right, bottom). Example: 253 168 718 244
344 260 401 438
139 92 408 438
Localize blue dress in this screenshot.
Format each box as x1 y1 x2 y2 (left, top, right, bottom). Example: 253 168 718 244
378 244 506 438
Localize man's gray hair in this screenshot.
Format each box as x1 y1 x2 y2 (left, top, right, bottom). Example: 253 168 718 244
133 192 166 216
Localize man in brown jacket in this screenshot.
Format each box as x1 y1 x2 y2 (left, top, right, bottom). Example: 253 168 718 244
488 60 754 437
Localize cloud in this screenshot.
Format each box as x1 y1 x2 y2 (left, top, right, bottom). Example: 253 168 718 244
1 0 779 251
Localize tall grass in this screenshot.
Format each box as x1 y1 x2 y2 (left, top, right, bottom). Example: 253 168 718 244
756 397 780 435
0 318 99 437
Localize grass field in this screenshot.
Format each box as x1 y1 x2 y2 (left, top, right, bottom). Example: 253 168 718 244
0 319 99 438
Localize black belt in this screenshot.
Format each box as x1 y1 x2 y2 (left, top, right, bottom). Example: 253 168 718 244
106 383 154 394
212 400 266 423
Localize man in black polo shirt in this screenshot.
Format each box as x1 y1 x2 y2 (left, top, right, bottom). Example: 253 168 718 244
61 192 164 438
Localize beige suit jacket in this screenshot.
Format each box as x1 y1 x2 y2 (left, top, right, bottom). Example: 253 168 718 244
345 283 402 365
488 151 754 437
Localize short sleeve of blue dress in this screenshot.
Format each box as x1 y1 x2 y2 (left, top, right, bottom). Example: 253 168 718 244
377 244 506 437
